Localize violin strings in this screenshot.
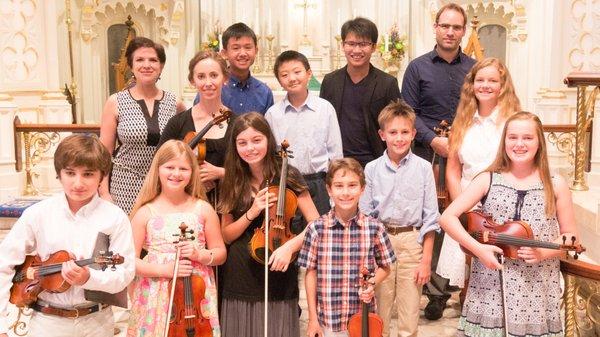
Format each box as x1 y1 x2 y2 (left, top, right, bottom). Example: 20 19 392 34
471 232 559 249
32 258 96 276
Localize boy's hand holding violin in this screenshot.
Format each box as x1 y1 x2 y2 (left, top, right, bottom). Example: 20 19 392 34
61 255 90 286
357 277 376 303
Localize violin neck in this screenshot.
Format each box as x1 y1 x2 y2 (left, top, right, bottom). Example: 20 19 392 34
188 122 214 149
484 233 560 250
276 156 288 217
361 302 369 337
437 156 447 191
37 258 95 277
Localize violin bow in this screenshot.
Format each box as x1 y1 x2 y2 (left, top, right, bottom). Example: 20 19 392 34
263 179 270 337
163 246 181 337
498 254 509 337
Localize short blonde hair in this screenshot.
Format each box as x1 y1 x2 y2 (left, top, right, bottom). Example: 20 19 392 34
377 99 416 130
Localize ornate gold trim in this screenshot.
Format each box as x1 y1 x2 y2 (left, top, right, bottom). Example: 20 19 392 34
8 307 32 336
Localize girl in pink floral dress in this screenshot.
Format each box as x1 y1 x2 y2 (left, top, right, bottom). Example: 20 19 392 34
127 140 226 337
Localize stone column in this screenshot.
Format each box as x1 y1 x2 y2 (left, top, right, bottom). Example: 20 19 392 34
0 95 21 203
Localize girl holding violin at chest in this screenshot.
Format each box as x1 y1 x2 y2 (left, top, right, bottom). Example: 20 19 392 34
127 140 226 337
218 112 319 337
440 112 578 337
158 51 236 201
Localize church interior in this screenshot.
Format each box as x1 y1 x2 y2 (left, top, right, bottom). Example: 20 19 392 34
0 0 599 336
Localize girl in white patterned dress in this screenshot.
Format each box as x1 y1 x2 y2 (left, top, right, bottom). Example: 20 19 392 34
127 140 226 337
437 58 521 289
440 112 578 336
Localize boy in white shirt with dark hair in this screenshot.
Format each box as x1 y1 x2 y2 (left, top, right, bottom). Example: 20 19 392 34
0 134 135 337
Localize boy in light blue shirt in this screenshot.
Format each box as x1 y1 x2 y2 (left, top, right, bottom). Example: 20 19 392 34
266 50 343 229
360 100 440 337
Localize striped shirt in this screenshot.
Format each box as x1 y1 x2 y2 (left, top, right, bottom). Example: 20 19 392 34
297 210 396 332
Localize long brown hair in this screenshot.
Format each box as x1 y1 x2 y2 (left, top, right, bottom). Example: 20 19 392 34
130 140 206 217
486 112 555 217
450 57 521 153
218 112 304 214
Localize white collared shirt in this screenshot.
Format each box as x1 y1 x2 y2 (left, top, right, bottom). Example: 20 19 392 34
458 107 504 188
265 92 343 174
0 193 135 333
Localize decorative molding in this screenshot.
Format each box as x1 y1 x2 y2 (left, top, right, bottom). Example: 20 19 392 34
537 88 568 99
568 0 600 71
41 91 67 100
465 2 524 42
0 0 41 84
169 1 184 45
79 0 184 45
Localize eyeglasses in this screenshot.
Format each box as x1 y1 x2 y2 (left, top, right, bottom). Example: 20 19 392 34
342 41 374 49
436 23 464 32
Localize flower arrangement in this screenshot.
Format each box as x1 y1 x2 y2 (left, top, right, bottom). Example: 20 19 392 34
378 24 407 61
201 22 222 52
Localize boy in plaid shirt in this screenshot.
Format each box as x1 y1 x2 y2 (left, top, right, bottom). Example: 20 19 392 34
297 158 396 337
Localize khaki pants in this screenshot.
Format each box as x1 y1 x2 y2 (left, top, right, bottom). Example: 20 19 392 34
27 306 114 337
375 229 422 337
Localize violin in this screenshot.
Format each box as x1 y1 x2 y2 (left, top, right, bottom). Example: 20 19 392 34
183 108 231 165
10 250 123 307
348 267 383 337
164 223 212 337
433 120 451 210
249 140 298 265
462 210 585 259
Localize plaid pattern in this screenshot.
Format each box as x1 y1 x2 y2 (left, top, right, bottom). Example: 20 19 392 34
297 210 396 332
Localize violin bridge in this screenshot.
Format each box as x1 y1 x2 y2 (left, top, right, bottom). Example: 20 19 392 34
26 267 36 280
482 231 490 243
184 314 196 319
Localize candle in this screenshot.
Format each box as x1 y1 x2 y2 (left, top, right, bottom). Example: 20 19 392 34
218 34 223 49
337 9 341 31
384 33 389 52
268 8 272 35
353 8 357 18
254 8 260 35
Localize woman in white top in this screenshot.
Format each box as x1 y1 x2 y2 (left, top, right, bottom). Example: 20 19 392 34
437 57 521 288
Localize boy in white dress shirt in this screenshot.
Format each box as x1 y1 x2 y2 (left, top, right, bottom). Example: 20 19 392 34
0 134 135 337
266 50 343 230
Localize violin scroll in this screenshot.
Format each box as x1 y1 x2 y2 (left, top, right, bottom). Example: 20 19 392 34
561 235 585 259
96 251 124 271
173 222 195 243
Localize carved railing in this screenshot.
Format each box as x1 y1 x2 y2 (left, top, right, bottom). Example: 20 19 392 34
13 116 100 195
543 124 593 169
563 72 600 191
561 258 600 336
